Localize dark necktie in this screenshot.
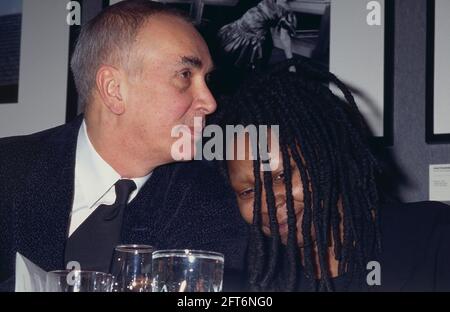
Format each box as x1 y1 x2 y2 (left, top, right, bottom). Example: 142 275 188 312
65 179 137 273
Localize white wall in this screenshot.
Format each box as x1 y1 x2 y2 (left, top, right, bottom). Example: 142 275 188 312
330 0 385 137
0 0 70 138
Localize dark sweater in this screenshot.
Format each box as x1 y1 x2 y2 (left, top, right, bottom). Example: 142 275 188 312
374 200 450 291
292 201 450 292
0 116 249 291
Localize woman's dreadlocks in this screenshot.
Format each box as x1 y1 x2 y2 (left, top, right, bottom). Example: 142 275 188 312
214 58 382 291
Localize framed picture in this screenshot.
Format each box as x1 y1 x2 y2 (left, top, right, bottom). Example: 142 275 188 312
426 0 450 144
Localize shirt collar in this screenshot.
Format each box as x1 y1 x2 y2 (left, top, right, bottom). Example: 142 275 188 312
75 120 152 209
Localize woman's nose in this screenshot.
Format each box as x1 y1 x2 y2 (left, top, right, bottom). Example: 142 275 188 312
275 194 287 219
261 191 287 215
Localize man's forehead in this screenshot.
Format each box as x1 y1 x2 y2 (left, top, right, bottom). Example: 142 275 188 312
137 17 212 70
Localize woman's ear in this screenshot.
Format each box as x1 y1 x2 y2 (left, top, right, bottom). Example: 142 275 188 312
95 65 126 115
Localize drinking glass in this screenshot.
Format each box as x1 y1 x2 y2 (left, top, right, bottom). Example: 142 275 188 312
46 270 113 292
110 244 153 292
151 249 224 292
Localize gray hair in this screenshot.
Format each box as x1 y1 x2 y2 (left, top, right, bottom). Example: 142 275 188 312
70 0 190 110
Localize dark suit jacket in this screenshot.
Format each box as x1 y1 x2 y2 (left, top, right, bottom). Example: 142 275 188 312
0 116 249 291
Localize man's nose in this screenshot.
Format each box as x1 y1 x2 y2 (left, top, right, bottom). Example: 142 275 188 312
195 82 217 115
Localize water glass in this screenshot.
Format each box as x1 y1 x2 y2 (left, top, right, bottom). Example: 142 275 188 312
152 249 224 292
46 270 113 292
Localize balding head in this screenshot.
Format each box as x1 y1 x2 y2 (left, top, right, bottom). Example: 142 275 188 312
70 0 190 110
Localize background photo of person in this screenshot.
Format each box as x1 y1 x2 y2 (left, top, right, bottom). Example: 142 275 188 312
153 0 330 93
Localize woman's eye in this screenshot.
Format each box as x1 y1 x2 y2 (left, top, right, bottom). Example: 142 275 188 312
274 172 285 182
238 188 255 199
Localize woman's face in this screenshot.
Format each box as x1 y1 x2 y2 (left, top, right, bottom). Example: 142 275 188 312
227 134 309 246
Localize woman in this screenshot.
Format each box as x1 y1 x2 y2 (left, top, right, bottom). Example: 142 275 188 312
214 58 450 291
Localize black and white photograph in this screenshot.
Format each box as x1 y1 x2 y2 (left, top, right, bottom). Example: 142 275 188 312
146 1 331 76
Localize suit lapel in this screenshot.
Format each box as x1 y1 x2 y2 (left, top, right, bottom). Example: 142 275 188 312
17 116 82 271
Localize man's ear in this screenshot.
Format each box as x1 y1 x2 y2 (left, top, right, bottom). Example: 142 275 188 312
95 65 126 115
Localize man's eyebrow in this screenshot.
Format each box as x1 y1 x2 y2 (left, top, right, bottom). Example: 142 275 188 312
180 56 202 69
179 56 215 72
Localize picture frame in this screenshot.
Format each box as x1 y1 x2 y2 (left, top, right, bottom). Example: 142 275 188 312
426 0 450 144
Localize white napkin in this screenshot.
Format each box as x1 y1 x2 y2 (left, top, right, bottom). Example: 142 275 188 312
14 252 47 292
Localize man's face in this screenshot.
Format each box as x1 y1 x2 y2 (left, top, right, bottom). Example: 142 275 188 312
122 15 216 164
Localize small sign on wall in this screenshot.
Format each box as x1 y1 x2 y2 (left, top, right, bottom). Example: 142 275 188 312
429 164 450 201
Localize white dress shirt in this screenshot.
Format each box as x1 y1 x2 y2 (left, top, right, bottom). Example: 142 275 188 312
68 120 151 237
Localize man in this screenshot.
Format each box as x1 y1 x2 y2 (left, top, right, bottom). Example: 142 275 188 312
0 0 247 291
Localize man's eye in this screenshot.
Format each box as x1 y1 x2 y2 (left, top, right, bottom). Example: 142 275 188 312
238 188 255 199
205 72 213 84
205 72 217 91
179 70 192 80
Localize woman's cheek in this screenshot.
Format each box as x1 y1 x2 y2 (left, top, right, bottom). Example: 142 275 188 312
291 169 304 201
238 199 254 225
